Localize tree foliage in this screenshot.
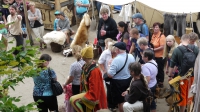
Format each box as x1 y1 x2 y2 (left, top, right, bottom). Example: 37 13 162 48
0 38 42 112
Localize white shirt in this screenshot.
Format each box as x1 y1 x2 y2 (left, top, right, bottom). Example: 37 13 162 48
7 14 22 35
98 49 112 74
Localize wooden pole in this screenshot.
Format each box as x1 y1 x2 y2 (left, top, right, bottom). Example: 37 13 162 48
55 0 61 11
23 0 34 46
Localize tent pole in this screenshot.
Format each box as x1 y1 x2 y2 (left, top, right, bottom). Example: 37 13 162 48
191 12 194 32
134 0 136 14
23 0 34 46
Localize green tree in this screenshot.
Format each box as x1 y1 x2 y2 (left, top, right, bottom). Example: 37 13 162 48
0 35 42 112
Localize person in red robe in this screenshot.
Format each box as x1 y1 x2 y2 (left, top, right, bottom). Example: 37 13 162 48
70 46 107 112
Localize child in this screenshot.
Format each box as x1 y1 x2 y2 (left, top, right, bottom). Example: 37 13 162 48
129 28 145 54
163 35 178 80
188 32 198 45
54 11 60 31
129 28 145 64
63 83 74 112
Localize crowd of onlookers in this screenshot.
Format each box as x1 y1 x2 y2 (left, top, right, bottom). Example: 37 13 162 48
33 6 200 112
95 7 200 112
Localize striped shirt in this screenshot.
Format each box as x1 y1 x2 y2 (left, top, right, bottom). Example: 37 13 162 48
69 59 85 85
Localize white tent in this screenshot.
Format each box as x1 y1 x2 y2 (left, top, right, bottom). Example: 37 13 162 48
96 0 199 27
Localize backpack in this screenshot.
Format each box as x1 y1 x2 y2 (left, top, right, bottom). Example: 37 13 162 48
178 45 197 75
139 23 152 42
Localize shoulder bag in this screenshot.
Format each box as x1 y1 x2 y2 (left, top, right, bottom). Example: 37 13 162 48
103 54 128 81
48 68 63 96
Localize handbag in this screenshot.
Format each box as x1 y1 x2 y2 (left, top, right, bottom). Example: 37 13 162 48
48 68 63 96
103 54 128 81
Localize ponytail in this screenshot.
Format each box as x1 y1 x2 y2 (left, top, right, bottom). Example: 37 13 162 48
75 52 82 61
140 74 148 89
118 21 129 41
71 45 82 61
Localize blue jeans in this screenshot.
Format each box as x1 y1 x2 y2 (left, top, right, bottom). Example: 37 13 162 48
94 1 101 14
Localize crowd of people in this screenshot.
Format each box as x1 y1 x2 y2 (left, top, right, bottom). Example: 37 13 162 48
33 7 200 112
1 0 200 112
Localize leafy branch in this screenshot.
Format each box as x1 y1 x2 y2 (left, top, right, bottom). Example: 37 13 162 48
0 38 43 112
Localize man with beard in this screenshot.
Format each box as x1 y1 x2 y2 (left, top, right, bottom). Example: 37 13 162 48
7 5 23 55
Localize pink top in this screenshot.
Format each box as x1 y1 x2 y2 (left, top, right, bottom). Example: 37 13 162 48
116 33 122 42
64 84 73 100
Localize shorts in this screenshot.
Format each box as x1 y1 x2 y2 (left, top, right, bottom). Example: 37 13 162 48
33 96 58 112
111 77 132 105
178 77 194 106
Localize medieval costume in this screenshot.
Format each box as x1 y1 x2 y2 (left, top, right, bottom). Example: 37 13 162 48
70 46 107 112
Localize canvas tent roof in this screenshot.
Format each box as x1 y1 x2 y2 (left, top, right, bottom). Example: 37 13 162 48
96 0 199 27
96 0 200 13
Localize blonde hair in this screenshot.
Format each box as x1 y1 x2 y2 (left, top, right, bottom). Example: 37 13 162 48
137 37 148 46
108 41 117 51
28 1 35 6
163 35 178 59
105 38 113 45
71 45 82 61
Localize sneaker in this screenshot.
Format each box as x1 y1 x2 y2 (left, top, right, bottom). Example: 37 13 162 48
109 108 117 112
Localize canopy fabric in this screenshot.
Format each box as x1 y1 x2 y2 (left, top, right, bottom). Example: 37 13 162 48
136 2 198 27
96 0 200 13
96 0 198 27
96 0 134 6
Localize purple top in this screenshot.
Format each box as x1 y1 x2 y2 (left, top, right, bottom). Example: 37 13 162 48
116 32 131 52
141 60 158 88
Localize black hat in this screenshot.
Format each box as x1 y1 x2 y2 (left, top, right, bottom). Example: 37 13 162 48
113 42 126 50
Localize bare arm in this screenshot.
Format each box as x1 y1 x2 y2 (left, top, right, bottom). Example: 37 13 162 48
146 76 150 83
3 15 7 24
168 67 174 78
129 42 135 54
99 63 106 74
63 76 74 86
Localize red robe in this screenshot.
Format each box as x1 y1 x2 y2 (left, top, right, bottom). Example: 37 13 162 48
80 63 107 111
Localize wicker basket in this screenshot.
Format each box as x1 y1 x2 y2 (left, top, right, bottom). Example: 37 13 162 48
50 42 63 53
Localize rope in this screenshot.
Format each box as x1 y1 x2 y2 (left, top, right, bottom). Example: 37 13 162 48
190 12 194 32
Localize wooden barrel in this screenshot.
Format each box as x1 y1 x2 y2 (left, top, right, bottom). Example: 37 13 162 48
50 42 63 53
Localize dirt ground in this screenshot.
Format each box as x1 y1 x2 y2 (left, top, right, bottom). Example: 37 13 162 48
7 13 170 112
